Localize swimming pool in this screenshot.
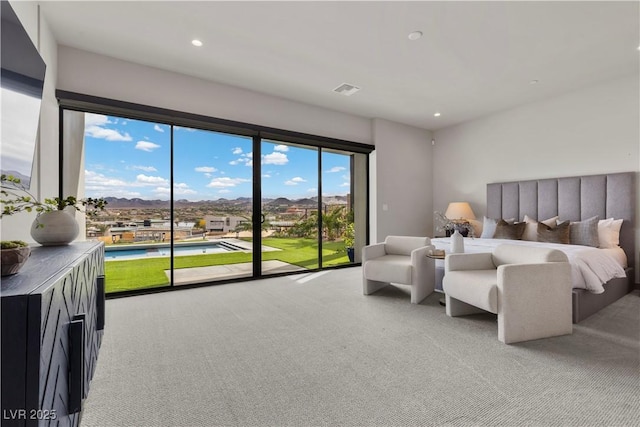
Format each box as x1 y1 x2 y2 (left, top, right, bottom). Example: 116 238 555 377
105 243 235 260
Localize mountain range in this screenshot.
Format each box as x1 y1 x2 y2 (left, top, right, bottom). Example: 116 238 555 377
103 195 347 209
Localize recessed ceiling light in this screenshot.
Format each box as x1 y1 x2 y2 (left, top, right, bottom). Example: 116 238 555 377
434 112 441 117
408 31 423 41
191 39 203 47
530 79 539 85
637 45 640 51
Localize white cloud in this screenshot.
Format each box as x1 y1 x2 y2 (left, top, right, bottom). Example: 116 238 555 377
340 182 350 187
84 113 133 141
204 173 212 178
326 166 346 173
195 166 217 173
273 145 289 152
135 141 161 152
229 161 239 166
263 152 288 165
130 165 158 172
232 147 243 155
262 174 271 178
84 113 111 127
285 176 306 186
85 125 133 141
153 124 165 133
85 170 129 188
307 188 318 193
206 177 250 188
218 189 232 194
154 182 197 196
136 174 169 185
153 187 170 195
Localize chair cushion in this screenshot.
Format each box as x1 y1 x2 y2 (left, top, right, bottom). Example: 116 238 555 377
443 270 498 313
363 255 412 285
384 236 429 256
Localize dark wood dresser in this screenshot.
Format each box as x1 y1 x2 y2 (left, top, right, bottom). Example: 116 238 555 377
1 242 105 427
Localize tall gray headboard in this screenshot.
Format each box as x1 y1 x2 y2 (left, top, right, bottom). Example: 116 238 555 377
486 172 636 274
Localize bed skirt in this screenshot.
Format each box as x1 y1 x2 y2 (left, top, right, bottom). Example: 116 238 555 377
572 268 634 323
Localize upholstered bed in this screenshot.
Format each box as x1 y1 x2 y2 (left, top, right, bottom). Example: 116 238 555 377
434 172 636 323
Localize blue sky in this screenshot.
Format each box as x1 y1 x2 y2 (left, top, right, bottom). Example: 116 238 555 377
84 114 351 200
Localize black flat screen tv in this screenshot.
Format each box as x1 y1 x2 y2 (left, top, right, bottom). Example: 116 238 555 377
1 0 46 189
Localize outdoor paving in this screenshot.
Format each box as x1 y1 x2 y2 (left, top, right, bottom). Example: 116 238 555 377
167 260 306 285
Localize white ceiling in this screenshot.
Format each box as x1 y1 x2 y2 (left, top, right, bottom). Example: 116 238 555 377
40 1 639 131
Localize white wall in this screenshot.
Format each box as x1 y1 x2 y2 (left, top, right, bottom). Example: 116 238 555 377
432 74 640 281
370 119 433 242
57 46 373 145
2 2 58 242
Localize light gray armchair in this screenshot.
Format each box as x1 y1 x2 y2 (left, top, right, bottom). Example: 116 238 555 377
443 244 572 344
362 235 435 304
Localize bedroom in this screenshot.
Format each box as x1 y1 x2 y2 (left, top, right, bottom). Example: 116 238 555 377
0 1 638 426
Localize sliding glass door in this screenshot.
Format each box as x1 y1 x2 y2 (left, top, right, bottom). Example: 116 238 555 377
173 127 254 285
81 112 171 293
260 140 319 276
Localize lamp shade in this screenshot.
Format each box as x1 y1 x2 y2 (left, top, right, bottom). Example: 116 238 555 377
444 202 476 220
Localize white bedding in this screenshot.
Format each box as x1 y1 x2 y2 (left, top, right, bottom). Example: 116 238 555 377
431 237 627 294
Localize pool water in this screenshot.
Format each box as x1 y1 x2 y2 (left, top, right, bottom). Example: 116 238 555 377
106 243 232 260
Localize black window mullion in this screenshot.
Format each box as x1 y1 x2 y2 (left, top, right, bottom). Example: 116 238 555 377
252 136 262 278
317 148 323 269
170 125 175 286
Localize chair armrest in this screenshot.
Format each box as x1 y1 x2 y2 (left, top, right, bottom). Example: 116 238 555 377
445 253 495 272
363 243 386 262
497 262 572 344
498 263 572 294
411 244 434 264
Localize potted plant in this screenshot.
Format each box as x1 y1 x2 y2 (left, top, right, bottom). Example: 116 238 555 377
434 211 475 237
1 240 31 276
343 222 355 262
1 174 107 246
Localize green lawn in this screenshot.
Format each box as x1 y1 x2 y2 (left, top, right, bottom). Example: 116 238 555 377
104 238 350 293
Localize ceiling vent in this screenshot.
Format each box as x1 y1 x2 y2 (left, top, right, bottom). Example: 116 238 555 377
333 83 361 96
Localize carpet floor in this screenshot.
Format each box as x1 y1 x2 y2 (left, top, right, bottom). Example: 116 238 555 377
81 267 640 427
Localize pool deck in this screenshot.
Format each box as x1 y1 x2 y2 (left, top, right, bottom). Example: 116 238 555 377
167 260 306 285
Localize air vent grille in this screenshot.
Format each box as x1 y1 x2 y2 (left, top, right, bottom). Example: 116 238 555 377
333 83 361 96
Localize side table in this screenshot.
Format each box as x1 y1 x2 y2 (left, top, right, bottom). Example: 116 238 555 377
426 253 446 306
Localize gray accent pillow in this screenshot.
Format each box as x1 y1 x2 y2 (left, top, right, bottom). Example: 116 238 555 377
537 221 570 244
569 216 600 247
480 216 515 239
493 219 525 240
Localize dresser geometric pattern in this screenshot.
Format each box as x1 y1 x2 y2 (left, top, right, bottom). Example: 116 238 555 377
1 242 105 427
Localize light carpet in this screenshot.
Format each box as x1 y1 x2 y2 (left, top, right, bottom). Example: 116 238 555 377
82 267 640 427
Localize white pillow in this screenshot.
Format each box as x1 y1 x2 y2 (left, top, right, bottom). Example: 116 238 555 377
598 218 623 248
522 214 558 241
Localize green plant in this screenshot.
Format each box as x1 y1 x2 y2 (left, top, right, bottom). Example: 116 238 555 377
1 174 107 219
343 222 354 248
0 240 28 249
434 211 475 237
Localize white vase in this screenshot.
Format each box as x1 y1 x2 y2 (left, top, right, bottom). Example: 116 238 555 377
451 229 464 253
31 211 79 246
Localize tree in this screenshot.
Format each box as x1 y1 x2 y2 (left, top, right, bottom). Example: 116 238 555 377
322 205 346 240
